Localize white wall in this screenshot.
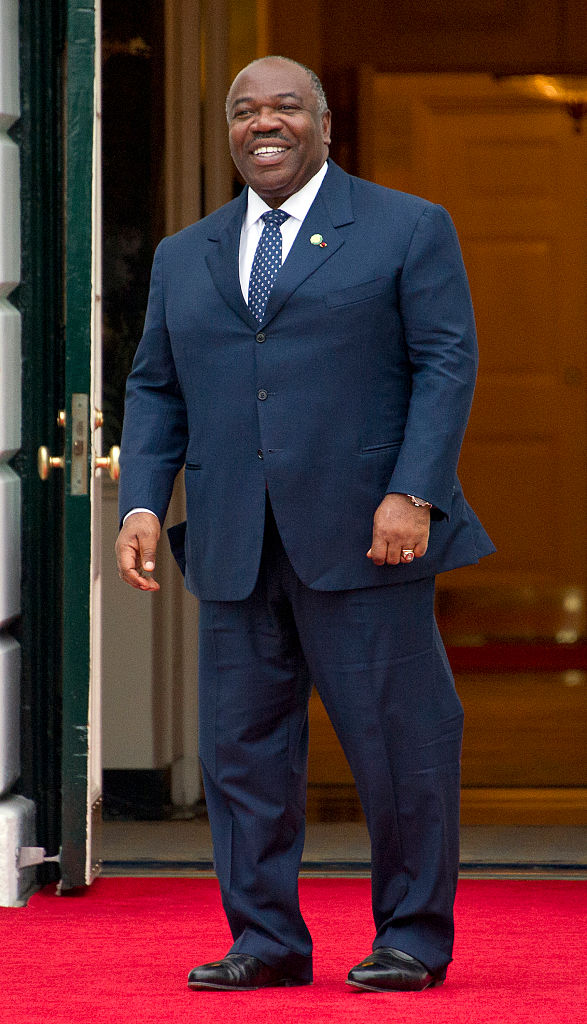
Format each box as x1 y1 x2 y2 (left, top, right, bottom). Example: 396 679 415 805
100 0 203 810
0 0 35 907
101 480 156 768
101 477 200 809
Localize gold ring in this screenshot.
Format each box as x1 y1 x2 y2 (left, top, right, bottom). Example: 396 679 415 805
401 548 415 562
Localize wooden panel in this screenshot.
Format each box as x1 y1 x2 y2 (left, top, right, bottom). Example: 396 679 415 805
468 380 558 436
563 0 587 63
309 670 587 791
403 81 587 593
457 440 569 578
459 671 587 787
266 0 323 74
384 0 527 29
266 1 586 86
306 787 587 826
464 140 558 197
308 676 587 824
461 788 587 826
466 240 556 371
365 73 587 594
307 74 587 826
318 0 562 71
308 690 354 786
436 586 587 644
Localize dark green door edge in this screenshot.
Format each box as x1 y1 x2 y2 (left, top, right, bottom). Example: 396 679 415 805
11 1 67 885
60 0 99 891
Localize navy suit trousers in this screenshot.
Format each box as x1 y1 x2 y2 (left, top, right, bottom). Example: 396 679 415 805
197 499 464 980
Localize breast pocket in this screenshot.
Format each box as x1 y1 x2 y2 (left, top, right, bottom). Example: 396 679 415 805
325 276 391 309
360 440 403 455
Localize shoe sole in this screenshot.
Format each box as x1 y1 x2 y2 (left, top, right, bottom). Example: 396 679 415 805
345 978 444 993
188 979 312 992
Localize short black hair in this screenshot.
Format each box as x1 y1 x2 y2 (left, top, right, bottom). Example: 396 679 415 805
226 56 328 121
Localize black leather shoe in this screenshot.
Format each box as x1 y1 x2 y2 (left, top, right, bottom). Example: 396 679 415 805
346 947 445 992
187 953 311 991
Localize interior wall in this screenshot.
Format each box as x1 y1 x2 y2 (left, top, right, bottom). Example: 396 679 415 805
267 0 586 74
261 1 587 824
100 0 587 823
100 0 201 812
102 0 239 812
306 72 587 824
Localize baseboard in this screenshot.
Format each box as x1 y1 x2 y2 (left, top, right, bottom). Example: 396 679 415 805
460 787 587 825
102 769 172 821
307 784 587 825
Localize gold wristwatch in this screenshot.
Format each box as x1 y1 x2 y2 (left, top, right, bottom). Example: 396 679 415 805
407 494 433 509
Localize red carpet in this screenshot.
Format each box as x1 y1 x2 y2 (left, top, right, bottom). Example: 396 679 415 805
1 878 585 1024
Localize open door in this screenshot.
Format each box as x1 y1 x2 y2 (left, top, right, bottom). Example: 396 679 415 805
308 72 587 824
36 0 110 890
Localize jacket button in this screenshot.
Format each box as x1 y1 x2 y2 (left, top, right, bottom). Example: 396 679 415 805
257 449 264 459
256 332 266 343
257 389 268 401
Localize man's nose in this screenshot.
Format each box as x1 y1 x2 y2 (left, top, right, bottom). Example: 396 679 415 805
251 107 283 131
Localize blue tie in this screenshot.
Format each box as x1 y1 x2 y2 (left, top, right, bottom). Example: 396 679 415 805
248 209 290 322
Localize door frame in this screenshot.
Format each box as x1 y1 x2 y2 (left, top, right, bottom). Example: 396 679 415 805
14 0 67 882
59 0 102 890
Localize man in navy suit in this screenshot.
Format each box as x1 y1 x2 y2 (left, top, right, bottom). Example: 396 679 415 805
116 56 494 993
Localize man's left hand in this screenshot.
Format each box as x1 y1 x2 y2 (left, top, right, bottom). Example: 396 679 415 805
367 493 430 566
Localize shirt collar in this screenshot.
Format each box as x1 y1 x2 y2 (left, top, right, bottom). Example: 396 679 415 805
243 160 329 230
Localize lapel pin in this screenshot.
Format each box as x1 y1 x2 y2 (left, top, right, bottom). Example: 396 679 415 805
310 233 327 247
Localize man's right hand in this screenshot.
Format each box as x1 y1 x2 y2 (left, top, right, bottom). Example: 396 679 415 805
115 512 161 591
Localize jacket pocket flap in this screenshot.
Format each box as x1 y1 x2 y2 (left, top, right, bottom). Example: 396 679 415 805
325 277 390 308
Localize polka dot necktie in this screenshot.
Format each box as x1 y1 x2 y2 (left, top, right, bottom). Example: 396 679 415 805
248 209 290 322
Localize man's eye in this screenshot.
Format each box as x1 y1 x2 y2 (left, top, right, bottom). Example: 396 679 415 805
279 105 297 112
233 109 252 118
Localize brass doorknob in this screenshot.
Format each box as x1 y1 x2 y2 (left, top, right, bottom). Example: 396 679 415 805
38 446 65 480
95 445 120 482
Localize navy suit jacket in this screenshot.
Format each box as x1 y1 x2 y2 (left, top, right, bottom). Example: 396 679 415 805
119 160 494 600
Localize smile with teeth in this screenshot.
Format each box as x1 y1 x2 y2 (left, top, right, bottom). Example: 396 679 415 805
252 145 288 156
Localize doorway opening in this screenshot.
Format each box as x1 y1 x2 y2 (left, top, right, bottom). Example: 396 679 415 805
99 10 587 868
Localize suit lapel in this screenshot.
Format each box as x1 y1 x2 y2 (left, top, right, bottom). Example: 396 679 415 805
263 162 355 325
205 189 258 330
204 162 355 330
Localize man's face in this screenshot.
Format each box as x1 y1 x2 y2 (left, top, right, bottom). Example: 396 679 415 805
227 59 331 208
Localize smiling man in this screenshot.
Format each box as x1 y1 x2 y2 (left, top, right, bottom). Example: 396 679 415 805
227 59 331 207
116 56 494 994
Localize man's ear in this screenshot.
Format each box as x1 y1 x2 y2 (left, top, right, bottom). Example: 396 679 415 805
321 110 332 146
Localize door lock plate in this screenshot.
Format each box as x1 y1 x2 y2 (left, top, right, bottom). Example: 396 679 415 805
71 393 89 495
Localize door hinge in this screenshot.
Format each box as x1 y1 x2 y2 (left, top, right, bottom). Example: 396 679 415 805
16 846 62 870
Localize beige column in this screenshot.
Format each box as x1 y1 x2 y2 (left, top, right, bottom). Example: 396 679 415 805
164 0 202 233
151 0 235 811
153 0 203 809
202 0 232 214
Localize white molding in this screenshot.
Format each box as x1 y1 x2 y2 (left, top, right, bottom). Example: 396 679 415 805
0 796 36 906
0 135 20 297
0 298 21 459
0 465 20 625
0 634 20 794
0 0 19 130
0 0 23 907
101 480 156 768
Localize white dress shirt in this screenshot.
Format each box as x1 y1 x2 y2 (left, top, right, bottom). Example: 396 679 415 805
124 161 329 525
239 160 329 302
